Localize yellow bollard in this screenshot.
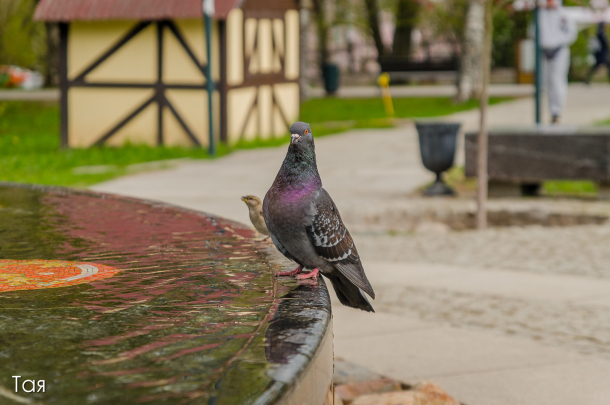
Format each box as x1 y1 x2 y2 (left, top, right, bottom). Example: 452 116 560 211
377 72 394 117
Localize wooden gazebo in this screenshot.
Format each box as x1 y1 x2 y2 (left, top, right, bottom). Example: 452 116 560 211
34 0 300 148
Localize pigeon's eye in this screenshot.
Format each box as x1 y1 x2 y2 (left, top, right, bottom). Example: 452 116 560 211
304 129 309 135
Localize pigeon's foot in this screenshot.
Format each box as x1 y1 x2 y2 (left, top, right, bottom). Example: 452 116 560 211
276 265 302 277
296 268 319 280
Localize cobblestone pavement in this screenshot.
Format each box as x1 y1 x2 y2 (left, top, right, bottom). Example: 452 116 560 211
375 284 610 359
355 223 610 279
351 219 610 360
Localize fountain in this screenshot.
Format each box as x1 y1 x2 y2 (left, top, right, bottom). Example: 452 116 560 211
0 183 332 404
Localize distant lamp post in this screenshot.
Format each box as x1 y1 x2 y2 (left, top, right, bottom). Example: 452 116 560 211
203 0 215 155
415 122 461 196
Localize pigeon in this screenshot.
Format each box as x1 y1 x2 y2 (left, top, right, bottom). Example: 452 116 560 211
263 122 375 312
241 195 269 236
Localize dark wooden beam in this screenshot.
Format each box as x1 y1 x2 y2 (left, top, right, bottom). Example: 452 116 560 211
242 0 298 11
243 9 288 19
59 23 69 149
156 21 164 146
68 82 211 90
219 20 228 144
231 74 297 89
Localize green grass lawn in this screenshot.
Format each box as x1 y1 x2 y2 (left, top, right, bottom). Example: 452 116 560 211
543 180 598 197
596 117 610 126
237 96 511 149
0 102 230 187
300 96 510 123
0 96 509 187
444 167 600 198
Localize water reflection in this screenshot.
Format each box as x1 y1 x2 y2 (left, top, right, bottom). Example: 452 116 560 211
0 185 296 404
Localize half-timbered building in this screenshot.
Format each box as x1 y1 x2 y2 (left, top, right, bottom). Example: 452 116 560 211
34 0 300 148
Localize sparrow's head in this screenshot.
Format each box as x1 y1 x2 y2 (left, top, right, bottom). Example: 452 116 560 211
241 195 262 208
289 122 313 147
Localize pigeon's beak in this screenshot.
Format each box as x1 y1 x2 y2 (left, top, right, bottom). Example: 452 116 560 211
290 133 300 144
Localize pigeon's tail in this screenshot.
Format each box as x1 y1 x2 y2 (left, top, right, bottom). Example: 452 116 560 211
326 271 374 312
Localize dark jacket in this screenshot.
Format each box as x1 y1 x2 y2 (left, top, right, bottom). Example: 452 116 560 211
595 23 609 64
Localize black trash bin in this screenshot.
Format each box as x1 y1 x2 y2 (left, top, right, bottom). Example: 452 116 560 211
415 122 461 196
322 63 340 95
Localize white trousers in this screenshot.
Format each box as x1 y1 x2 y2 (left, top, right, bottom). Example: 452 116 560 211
543 46 570 117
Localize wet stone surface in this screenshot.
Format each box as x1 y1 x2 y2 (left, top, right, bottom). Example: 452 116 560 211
0 185 330 404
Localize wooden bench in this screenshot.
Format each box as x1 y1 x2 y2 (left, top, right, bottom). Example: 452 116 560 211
464 126 610 197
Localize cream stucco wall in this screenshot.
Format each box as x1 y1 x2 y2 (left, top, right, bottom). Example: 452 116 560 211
284 10 299 80
67 19 218 148
226 10 244 86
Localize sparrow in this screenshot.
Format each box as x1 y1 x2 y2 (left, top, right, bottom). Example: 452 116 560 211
241 195 270 236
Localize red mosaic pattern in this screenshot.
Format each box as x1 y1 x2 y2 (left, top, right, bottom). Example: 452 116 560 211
0 260 119 292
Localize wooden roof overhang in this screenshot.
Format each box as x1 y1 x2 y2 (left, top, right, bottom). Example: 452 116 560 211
33 0 297 22
33 0 241 21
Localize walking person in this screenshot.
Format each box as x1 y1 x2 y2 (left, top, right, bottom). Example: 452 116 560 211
539 0 578 124
586 22 610 83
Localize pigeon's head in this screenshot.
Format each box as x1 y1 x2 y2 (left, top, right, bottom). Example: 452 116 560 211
289 122 313 147
241 195 262 208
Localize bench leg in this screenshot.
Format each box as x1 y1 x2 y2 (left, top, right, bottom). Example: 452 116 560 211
599 183 610 200
488 181 541 198
520 183 541 197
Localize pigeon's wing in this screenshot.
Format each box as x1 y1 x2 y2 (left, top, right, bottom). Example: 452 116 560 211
306 189 375 299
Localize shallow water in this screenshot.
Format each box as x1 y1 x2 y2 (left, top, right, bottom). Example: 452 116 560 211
0 185 291 404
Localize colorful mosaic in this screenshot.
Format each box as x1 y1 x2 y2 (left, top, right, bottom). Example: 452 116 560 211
0 260 119 292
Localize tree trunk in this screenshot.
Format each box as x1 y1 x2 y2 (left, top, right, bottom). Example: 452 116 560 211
457 0 486 102
476 0 493 230
311 0 330 65
363 0 385 60
392 0 420 58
